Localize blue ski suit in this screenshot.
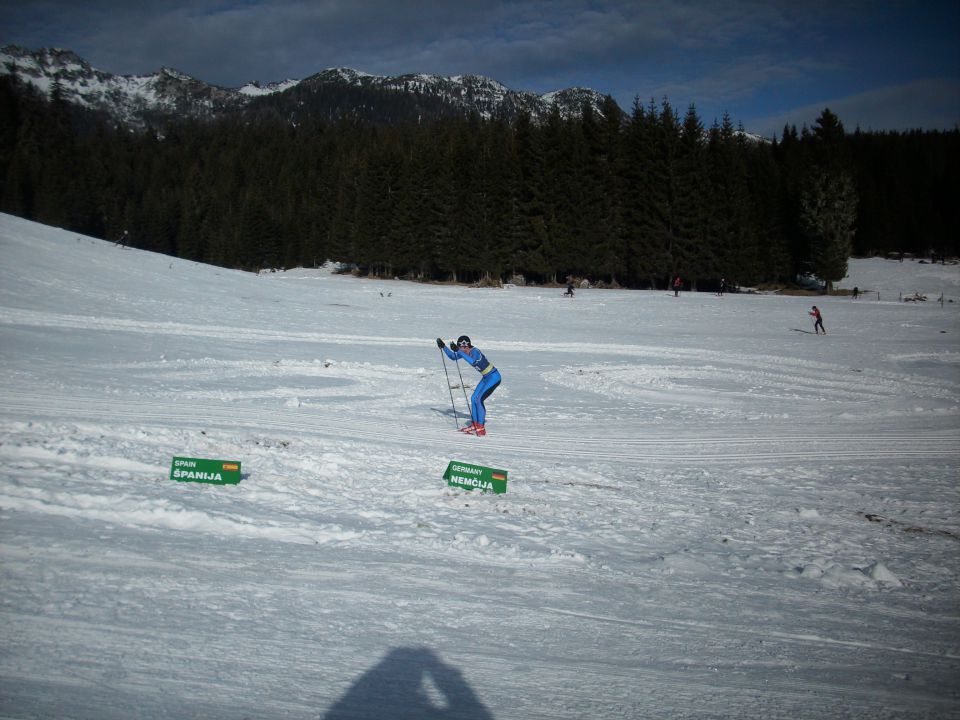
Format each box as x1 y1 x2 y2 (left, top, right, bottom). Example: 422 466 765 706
442 344 501 425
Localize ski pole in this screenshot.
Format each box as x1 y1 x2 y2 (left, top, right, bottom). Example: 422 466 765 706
439 347 460 429
454 353 472 424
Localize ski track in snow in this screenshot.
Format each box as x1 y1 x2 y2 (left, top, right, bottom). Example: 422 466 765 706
1 214 959 719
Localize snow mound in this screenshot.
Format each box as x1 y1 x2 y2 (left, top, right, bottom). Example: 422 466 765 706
865 561 904 587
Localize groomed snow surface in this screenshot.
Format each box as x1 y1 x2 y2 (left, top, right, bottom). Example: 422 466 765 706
1 213 958 719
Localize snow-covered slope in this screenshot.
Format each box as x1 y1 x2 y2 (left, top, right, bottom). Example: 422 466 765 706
0 213 958 718
838 256 960 300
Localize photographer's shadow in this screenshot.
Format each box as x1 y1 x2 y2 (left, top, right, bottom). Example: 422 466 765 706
323 646 494 719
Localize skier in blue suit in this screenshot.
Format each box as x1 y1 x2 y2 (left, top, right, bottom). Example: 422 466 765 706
436 335 501 436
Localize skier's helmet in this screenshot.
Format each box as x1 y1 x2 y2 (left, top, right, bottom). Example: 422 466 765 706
457 335 471 347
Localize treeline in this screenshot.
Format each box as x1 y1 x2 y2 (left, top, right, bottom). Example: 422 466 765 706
1 74 957 288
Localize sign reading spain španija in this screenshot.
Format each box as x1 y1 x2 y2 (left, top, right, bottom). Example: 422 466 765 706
170 457 242 485
443 460 508 494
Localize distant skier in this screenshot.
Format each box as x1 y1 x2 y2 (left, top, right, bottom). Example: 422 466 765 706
564 282 575 297
436 335 501 436
718 278 726 296
809 305 826 334
673 276 682 297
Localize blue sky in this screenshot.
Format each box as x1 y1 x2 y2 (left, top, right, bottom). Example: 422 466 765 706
1 0 957 137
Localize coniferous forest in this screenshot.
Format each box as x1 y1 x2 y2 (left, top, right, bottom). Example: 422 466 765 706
1 74 957 289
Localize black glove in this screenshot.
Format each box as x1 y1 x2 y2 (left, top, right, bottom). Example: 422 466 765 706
436 337 444 349
449 341 458 352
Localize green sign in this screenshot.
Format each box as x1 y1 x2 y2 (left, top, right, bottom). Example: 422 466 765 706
170 456 242 485
443 460 508 494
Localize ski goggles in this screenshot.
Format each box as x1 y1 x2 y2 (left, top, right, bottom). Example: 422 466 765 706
458 340 471 347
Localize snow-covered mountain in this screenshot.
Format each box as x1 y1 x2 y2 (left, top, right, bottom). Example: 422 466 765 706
0 45 615 129
293 67 613 122
0 46 248 127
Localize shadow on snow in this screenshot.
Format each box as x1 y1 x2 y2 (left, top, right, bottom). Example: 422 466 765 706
323 647 494 720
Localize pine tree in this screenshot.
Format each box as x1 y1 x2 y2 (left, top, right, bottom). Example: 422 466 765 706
538 106 571 283
674 104 709 286
800 167 857 292
621 97 660 286
801 109 858 292
745 139 791 282
508 112 544 282
589 95 627 286
641 98 683 284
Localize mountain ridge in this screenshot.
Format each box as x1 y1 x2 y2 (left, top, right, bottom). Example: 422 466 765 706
0 44 617 128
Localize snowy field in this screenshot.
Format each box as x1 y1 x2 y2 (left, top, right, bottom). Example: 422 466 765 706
1 212 958 719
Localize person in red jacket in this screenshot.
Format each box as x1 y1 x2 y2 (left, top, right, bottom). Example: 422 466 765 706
809 305 826 334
